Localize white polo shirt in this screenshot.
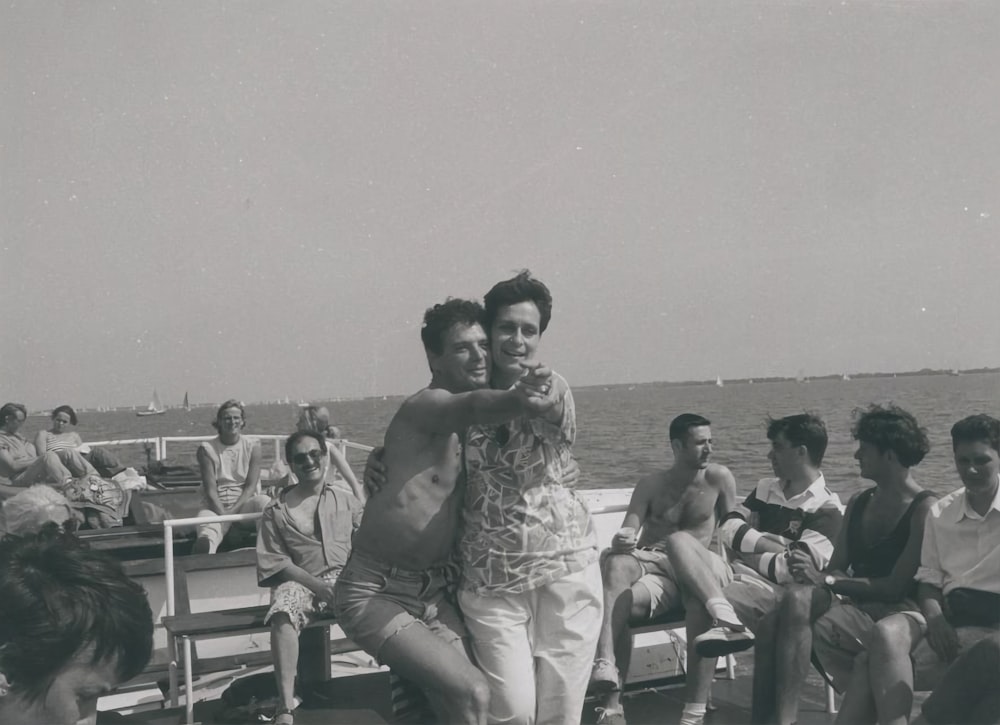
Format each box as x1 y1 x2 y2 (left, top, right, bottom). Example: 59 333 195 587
915 477 1000 595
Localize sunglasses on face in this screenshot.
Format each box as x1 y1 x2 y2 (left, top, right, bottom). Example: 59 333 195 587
292 450 325 466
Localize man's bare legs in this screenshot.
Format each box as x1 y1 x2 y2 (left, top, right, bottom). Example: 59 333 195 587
751 610 778 724
836 614 924 725
269 613 300 716
772 584 831 725
661 531 749 640
378 623 490 725
593 554 652 714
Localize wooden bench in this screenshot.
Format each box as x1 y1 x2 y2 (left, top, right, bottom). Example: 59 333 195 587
151 547 361 724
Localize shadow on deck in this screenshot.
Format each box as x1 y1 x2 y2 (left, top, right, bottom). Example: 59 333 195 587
105 650 869 725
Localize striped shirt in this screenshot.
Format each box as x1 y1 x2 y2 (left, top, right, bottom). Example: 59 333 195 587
724 475 844 583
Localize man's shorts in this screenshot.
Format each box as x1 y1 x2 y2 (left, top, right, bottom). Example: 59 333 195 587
885 610 1000 691
603 546 733 618
332 550 469 663
265 573 337 633
812 598 918 691
722 563 781 633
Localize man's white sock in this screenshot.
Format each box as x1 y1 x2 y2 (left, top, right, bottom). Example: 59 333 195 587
705 597 742 629
679 702 707 725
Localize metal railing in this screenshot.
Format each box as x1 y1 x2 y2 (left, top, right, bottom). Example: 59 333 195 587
82 434 373 463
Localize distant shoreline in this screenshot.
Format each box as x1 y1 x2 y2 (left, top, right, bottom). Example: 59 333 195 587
28 367 998 414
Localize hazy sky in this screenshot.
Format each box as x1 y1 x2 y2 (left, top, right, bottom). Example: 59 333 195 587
3 2 997 409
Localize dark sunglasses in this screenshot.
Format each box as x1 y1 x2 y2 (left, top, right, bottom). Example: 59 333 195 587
292 450 325 466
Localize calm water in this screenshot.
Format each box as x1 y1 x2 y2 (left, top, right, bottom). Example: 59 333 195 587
32 372 999 501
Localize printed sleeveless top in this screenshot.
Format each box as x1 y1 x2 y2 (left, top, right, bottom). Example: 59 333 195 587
846 488 936 578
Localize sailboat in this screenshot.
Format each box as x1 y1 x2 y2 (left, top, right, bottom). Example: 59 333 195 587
715 376 724 387
182 392 192 411
842 373 851 381
136 389 167 417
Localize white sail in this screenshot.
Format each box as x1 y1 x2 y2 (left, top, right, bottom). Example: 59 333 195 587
715 376 724 387
137 389 166 416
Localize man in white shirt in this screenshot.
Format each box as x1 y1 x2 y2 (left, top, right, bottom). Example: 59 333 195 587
835 413 1000 725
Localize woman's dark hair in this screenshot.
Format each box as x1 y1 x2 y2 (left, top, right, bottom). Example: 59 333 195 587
851 403 930 467
51 405 78 426
483 270 553 334
0 525 153 702
285 430 328 464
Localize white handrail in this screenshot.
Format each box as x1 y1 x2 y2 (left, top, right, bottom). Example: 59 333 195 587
81 434 375 462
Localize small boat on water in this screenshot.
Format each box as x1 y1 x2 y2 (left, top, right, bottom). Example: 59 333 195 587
137 389 167 417
716 375 724 387
182 392 191 412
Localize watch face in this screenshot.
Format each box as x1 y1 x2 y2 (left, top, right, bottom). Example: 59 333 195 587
824 575 836 587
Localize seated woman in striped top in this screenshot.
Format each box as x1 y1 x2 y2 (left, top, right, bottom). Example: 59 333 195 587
32 406 99 477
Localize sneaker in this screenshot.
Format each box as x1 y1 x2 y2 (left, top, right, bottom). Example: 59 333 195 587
589 658 620 693
595 706 627 725
693 623 755 658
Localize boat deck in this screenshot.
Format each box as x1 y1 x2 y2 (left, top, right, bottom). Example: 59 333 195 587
104 650 919 725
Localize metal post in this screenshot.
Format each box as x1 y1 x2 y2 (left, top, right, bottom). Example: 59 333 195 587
164 522 178 706
183 635 195 724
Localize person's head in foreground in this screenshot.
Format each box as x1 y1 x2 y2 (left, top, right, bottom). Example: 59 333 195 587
669 413 713 470
950 414 1000 497
483 270 553 387
766 412 827 481
0 525 153 725
421 298 490 393
851 403 930 482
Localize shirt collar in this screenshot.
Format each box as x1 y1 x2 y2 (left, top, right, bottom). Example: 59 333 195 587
954 477 1000 521
775 472 826 502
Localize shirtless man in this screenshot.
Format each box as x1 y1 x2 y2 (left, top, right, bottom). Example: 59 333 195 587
332 298 556 725
590 413 744 725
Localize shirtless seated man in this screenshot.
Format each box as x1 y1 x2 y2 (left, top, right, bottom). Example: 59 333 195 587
332 298 557 725
590 413 744 725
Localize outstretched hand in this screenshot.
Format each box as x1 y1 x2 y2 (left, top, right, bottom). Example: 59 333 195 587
514 363 558 415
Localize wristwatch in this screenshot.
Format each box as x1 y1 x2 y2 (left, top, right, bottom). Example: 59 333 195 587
823 574 836 589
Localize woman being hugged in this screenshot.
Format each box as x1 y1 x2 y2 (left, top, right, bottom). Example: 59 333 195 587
193 400 271 554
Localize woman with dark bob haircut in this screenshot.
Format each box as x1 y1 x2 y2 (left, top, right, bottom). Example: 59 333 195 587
0 525 153 724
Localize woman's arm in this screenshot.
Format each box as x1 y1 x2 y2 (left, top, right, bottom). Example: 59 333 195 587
328 444 364 500
196 444 224 514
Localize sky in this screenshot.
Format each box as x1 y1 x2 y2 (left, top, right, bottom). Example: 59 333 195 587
2 1 998 409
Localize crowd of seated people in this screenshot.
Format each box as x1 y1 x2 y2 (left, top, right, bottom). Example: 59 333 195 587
1 350 996 724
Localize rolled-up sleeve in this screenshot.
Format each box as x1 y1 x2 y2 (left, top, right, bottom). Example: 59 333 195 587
915 511 945 589
256 504 291 587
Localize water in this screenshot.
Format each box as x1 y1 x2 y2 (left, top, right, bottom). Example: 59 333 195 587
32 372 999 501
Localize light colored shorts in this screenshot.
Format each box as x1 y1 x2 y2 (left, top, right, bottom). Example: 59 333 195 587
265 573 337 633
723 563 780 633
812 598 918 691
886 610 1000 691
603 546 733 618
332 550 468 663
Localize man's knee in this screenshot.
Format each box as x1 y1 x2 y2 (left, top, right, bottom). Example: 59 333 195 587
602 554 640 587
869 616 915 657
779 584 814 623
